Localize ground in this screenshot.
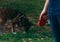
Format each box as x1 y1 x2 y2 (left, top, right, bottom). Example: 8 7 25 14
0 0 55 42
0 31 55 42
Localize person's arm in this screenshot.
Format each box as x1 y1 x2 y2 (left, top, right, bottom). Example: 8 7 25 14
38 0 49 26
39 0 49 19
43 0 49 12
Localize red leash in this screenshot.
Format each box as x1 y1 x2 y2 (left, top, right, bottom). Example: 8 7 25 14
38 12 48 26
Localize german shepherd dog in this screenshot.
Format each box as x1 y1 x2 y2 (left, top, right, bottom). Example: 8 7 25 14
0 8 31 33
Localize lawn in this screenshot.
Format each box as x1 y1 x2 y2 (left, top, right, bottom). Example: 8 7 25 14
0 32 55 42
0 38 55 42
0 0 45 23
0 0 55 42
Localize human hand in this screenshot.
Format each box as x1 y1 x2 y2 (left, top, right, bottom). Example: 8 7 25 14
38 10 48 26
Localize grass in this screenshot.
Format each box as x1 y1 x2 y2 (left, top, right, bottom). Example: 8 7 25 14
0 0 45 13
0 38 55 42
0 0 55 42
0 24 54 42
0 0 45 23
0 31 55 42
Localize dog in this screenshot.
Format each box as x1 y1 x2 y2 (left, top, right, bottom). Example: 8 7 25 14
0 8 32 33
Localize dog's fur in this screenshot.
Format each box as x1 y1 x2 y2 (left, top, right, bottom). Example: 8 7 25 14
0 8 31 32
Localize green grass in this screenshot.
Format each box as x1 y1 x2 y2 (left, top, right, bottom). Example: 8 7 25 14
0 0 45 23
0 0 45 13
0 0 55 42
0 31 55 42
0 38 55 42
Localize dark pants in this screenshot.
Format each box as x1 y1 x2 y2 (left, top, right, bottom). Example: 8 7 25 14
48 14 60 42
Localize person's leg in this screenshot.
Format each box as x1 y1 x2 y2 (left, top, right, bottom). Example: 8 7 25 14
52 15 60 42
48 14 60 42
